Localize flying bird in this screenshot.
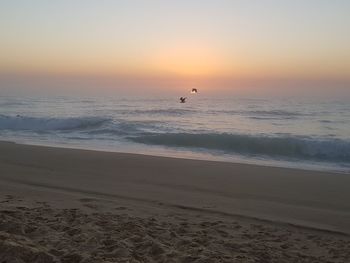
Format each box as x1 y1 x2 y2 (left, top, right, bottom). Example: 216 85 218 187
179 97 187 103
191 88 198 94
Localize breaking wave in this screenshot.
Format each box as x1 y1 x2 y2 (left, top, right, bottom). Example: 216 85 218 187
247 110 307 117
207 109 311 120
129 133 350 163
116 108 196 116
0 115 109 131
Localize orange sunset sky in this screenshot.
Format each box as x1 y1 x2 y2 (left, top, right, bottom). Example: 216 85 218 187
0 0 349 96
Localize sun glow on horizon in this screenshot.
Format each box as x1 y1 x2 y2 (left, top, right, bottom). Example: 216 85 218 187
147 42 233 77
0 1 349 95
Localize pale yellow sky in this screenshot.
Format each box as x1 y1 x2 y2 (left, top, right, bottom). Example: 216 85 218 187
0 0 349 95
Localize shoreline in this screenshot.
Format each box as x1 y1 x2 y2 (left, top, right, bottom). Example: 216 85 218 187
1 141 350 261
1 141 350 233
1 139 349 175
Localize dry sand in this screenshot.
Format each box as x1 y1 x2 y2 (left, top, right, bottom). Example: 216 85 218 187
0 141 350 262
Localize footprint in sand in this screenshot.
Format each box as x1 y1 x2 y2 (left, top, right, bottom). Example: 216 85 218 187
79 198 99 209
202 205 216 209
79 198 96 203
1 195 14 203
115 207 128 211
5 195 14 199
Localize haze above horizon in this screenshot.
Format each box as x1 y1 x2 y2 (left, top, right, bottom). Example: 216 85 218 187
0 0 349 96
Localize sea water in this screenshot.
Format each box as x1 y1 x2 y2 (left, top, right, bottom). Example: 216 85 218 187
0 95 349 173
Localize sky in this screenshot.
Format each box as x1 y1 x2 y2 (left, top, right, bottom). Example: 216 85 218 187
0 0 349 96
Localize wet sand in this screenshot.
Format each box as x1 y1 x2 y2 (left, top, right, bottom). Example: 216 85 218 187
1 141 350 262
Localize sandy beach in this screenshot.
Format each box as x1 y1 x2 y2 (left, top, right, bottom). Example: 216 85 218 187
1 141 350 262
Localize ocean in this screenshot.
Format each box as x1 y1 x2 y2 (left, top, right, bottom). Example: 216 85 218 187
0 95 349 173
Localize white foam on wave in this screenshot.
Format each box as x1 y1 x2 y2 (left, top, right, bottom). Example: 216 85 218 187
115 108 196 116
129 133 350 163
0 115 109 131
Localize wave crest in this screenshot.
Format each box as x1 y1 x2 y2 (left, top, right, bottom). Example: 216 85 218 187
129 133 350 162
116 108 196 116
0 115 109 131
